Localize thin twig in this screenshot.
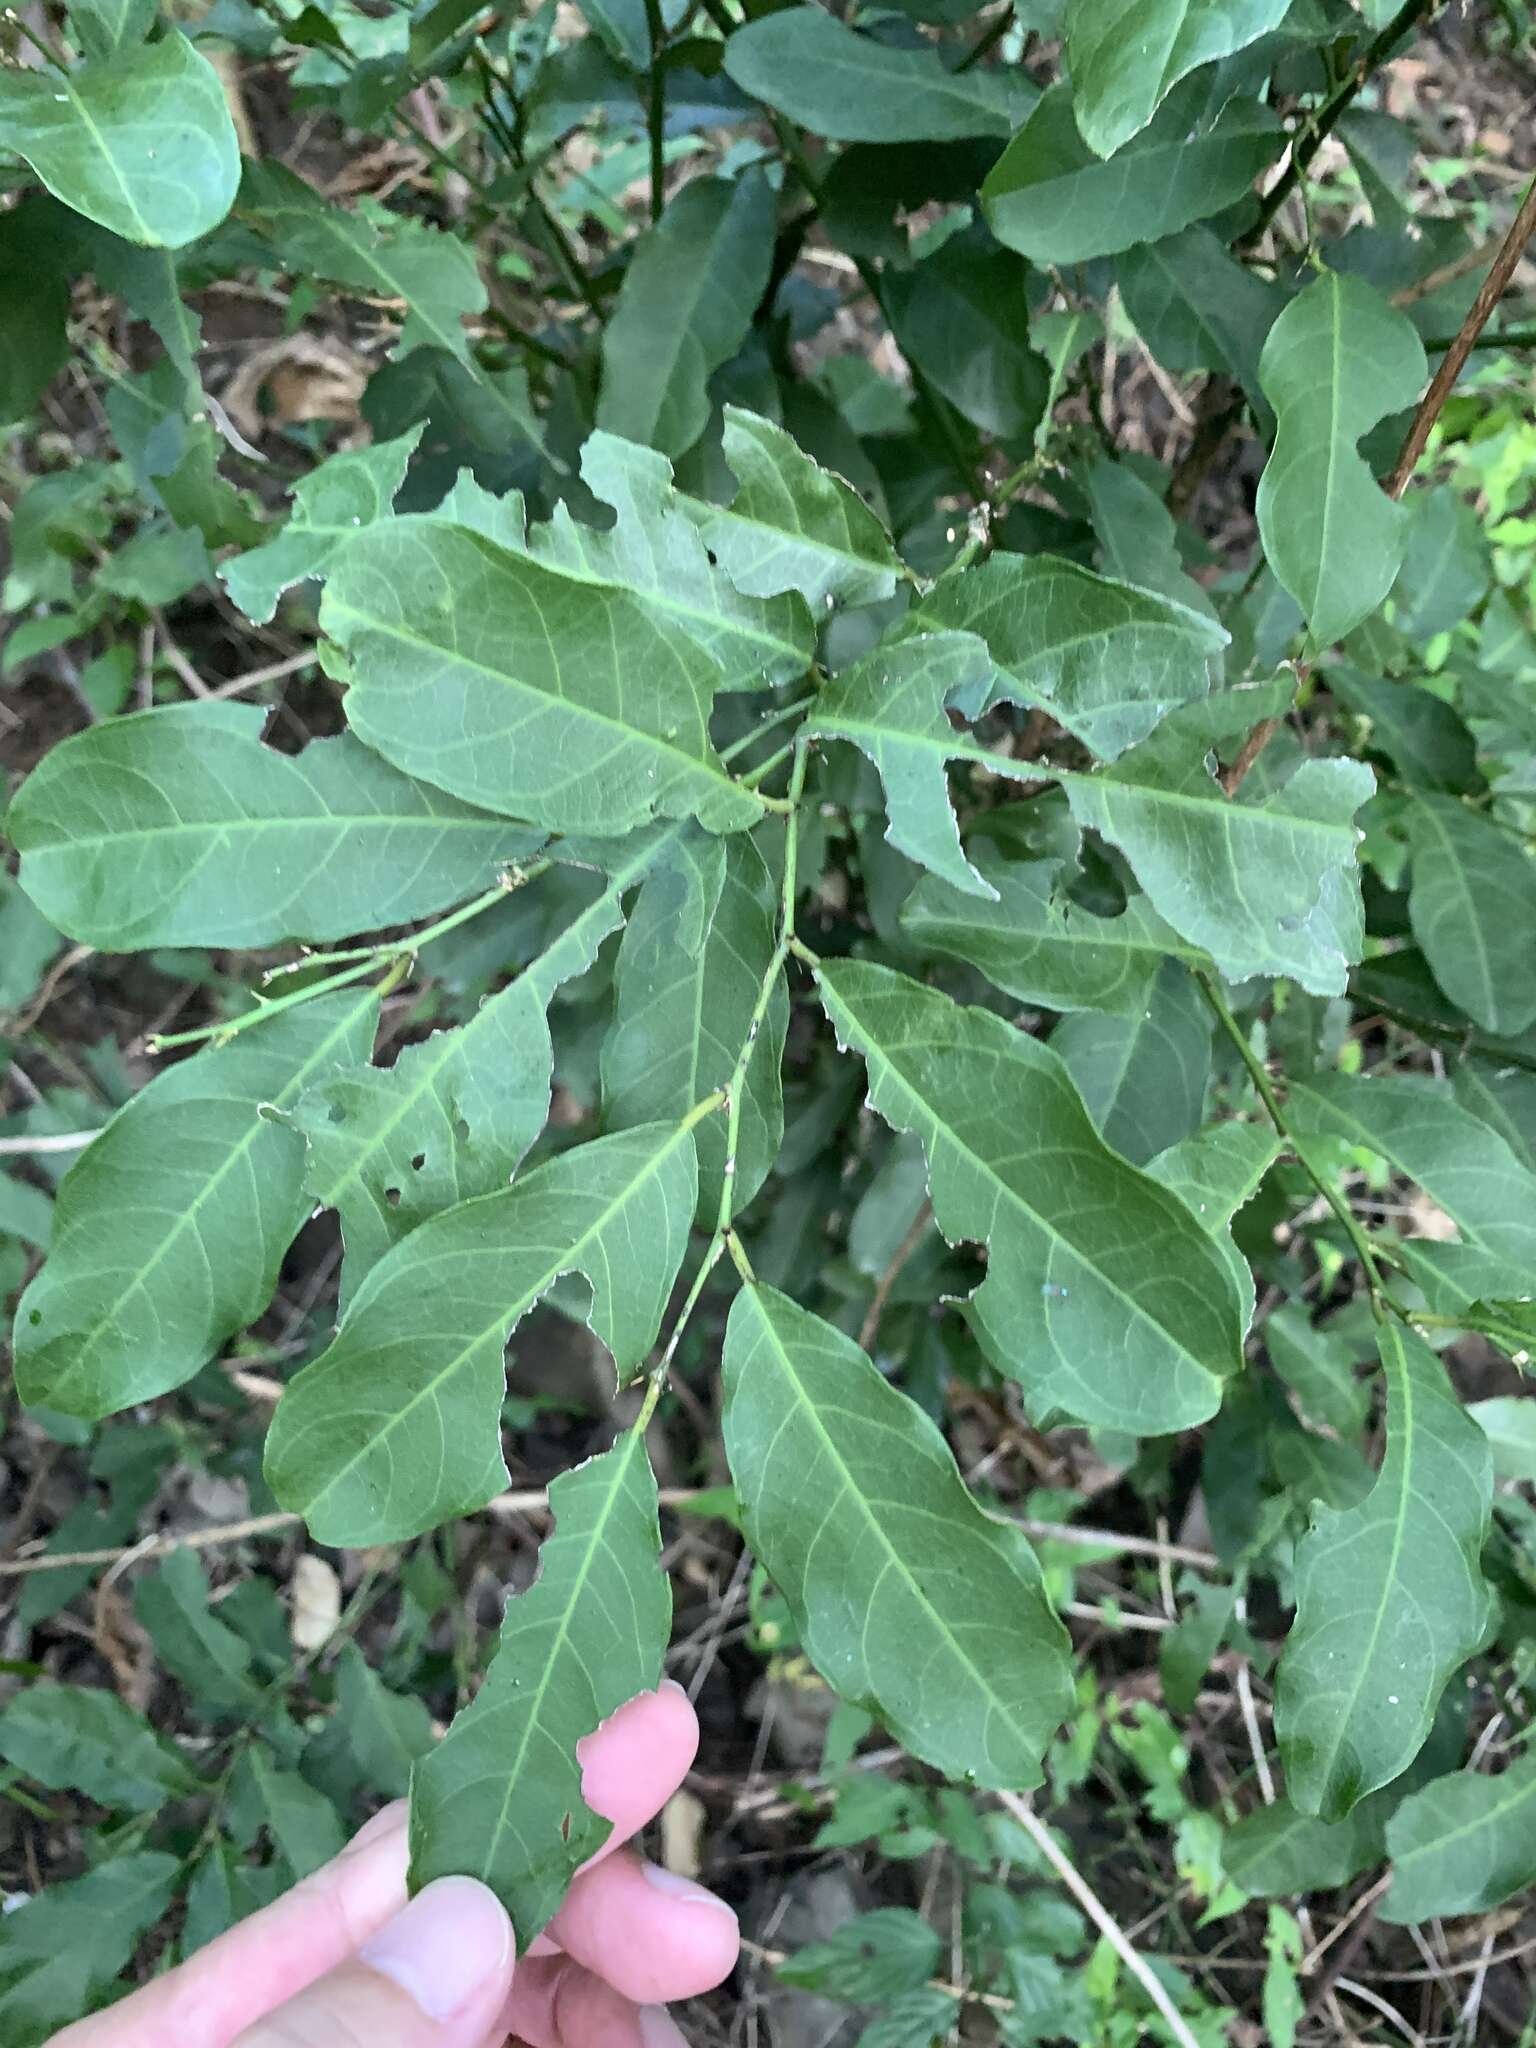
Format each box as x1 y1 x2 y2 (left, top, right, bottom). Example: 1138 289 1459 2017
994 1792 1204 2048
1386 170 1536 499
858 1199 933 1351
1220 715 1282 796
0 1130 99 1156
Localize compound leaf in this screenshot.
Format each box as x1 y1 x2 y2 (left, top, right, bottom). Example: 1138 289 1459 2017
265 1122 698 1544
603 828 786 1220
815 959 1243 1432
8 703 539 950
321 518 763 835
0 34 238 247
15 988 379 1420
721 1282 1073 1785
1256 271 1426 649
1407 793 1536 1036
1275 1323 1493 1820
1066 0 1291 157
1383 1747 1536 1923
409 1432 669 1943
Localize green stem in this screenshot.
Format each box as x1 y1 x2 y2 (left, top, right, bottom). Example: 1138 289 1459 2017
740 738 798 791
718 694 818 765
149 955 391 1052
1196 972 1390 1321
1422 325 1536 353
1246 0 1437 245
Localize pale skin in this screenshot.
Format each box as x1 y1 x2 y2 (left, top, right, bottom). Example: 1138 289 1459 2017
48 1683 739 2048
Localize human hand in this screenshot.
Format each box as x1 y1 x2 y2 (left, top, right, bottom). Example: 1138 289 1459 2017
48 1682 737 2048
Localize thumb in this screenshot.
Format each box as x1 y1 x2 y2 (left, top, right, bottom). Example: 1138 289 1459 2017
232 1875 515 2048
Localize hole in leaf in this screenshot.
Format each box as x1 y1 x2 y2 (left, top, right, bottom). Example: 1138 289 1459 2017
385 1187 402 1208
559 1812 572 1843
410 1152 426 1171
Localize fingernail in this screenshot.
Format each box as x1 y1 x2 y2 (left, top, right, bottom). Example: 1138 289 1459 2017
660 1677 690 1701
641 1862 738 1922
343 1802 408 1858
639 2004 689 2048
359 1876 513 2021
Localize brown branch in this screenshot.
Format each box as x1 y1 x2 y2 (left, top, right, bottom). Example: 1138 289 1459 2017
1386 172 1536 500
1220 716 1282 796
858 1199 933 1352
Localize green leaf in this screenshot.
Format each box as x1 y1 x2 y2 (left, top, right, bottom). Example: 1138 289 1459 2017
265 1122 699 1543
1406 794 1536 1036
696 406 903 609
1286 1072 1536 1313
1275 1323 1493 1820
1057 737 1374 996
883 238 1048 442
0 1683 195 1811
313 1641 435 1800
15 988 379 1419
1391 486 1489 641
0 869 63 1009
815 959 1243 1431
983 84 1281 265
9 703 539 950
1255 271 1426 649
0 1173 53 1251
1051 959 1212 1165
1082 457 1219 620
220 428 422 626
603 829 786 1220
722 8 1025 142
914 552 1226 760
1116 226 1283 428
1224 1794 1384 1896
67 0 155 59
0 1852 180 2047
321 518 763 835
722 1282 1073 1786
901 848 1201 1017
1324 669 1478 795
0 201 71 422
1261 1905 1304 2048
134 1549 262 1718
441 429 814 689
298 827 679 1291
1383 1746 1536 1923
596 171 776 459
779 1908 943 1998
1467 1396 1536 1480
1065 0 1290 157
1265 1305 1370 1439
806 630 1032 898
229 1744 347 1879
408 1432 670 1942
0 34 239 247
239 161 484 368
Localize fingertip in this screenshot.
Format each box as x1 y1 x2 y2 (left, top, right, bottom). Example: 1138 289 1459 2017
577 1682 700 1840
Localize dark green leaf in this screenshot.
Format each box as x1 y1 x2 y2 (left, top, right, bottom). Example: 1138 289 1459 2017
322 519 764 835
1051 959 1211 1165
597 171 776 458
722 9 1025 142
134 1549 262 1717
1116 225 1283 428
15 988 379 1418
9 704 539 950
1224 1795 1384 1897
603 828 785 1220
1383 1747 1536 1922
1406 794 1536 1036
722 1283 1073 1785
983 84 1281 264
0 1682 195 1811
884 239 1048 442
1275 1323 1493 1820
779 1908 943 1998
1065 0 1290 157
1256 271 1426 649
815 959 1243 1431
409 1432 670 1942
265 1122 699 1543
0 1852 180 2046
1324 669 1478 795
